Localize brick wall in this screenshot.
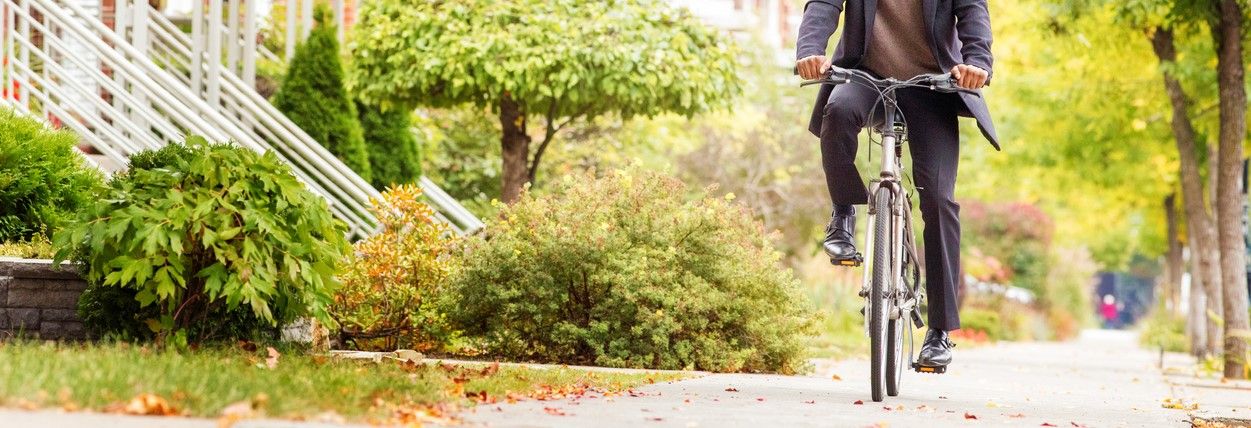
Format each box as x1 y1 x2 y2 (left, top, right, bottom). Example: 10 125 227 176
0 258 88 340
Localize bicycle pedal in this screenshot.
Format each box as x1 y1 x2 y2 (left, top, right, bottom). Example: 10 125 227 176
912 363 946 374
910 308 925 328
829 253 863 267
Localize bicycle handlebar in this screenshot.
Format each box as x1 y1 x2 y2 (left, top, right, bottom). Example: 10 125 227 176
794 65 979 95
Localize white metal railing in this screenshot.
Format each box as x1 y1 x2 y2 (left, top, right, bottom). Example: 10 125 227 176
0 0 484 237
135 0 483 235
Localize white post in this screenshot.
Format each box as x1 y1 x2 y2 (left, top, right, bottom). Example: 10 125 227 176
1 1 8 103
112 0 129 119
226 0 238 75
242 0 256 87
113 0 127 38
17 0 27 105
39 0 47 118
206 0 221 105
301 0 312 39
190 0 203 96
764 0 780 47
333 0 343 43
284 0 296 60
131 0 149 131
131 1 149 58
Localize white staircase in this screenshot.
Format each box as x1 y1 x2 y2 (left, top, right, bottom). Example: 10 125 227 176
0 0 484 237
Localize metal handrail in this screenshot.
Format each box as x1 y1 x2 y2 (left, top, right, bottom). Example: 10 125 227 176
2 0 484 236
1 0 380 237
138 2 485 235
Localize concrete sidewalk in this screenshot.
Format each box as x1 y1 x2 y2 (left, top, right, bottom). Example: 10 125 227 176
1162 350 1251 426
0 330 1195 427
460 329 1189 427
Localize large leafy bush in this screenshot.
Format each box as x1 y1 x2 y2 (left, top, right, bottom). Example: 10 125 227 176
273 8 371 182
55 139 350 341
0 109 102 242
331 184 453 351
447 168 814 373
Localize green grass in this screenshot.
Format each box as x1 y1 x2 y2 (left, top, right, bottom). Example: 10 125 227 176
0 341 684 421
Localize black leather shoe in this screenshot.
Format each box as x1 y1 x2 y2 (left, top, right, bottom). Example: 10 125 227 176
823 205 860 265
917 329 954 369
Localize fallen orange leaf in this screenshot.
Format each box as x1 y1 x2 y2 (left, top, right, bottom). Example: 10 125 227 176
123 393 178 416
964 412 978 420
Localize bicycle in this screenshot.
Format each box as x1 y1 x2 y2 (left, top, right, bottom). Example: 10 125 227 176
800 66 976 402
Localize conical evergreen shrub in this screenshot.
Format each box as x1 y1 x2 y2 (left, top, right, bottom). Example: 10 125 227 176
357 100 422 189
273 7 370 182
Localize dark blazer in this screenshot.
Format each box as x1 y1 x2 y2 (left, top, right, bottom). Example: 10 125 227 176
797 0 1000 150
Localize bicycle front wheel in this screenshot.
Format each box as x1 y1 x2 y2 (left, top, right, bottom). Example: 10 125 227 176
869 188 893 402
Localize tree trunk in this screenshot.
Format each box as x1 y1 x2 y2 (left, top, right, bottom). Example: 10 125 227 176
1151 27 1222 357
1189 213 1210 356
499 93 532 204
1165 194 1184 314
1208 145 1225 357
1213 0 1250 379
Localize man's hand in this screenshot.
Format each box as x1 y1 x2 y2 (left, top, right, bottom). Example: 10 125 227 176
796 55 832 80
950 64 988 89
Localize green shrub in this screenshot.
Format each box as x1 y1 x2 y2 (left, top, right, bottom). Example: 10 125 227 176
959 307 1008 341
273 7 371 182
358 100 421 189
447 168 815 373
0 109 103 241
331 184 453 351
55 138 351 343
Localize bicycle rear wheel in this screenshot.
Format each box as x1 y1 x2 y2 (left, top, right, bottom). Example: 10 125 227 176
869 188 893 402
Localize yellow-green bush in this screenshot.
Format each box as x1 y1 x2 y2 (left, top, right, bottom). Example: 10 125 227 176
0 109 103 242
331 185 454 351
446 168 815 373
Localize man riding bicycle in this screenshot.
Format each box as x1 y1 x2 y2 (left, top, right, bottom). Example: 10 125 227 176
795 0 998 371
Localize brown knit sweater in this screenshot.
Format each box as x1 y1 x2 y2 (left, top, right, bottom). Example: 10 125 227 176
864 0 942 79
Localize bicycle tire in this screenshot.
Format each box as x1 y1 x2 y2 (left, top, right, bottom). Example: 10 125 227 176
886 317 904 396
869 188 892 402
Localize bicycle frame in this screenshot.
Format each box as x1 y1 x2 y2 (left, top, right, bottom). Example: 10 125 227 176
860 98 917 336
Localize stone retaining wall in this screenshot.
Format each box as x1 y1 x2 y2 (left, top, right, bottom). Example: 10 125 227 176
0 257 87 340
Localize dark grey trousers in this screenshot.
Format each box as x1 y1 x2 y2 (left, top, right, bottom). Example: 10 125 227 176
819 81 963 331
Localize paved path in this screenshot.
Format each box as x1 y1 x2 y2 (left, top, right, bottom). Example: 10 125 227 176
0 330 1200 427
461 329 1190 427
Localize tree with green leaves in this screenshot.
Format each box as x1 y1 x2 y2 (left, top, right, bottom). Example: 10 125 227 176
357 100 422 189
349 0 741 203
1069 0 1249 376
274 7 371 182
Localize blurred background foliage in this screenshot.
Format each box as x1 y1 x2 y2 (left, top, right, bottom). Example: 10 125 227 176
259 0 1230 357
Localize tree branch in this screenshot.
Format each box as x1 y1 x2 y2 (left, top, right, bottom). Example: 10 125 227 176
526 101 590 184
